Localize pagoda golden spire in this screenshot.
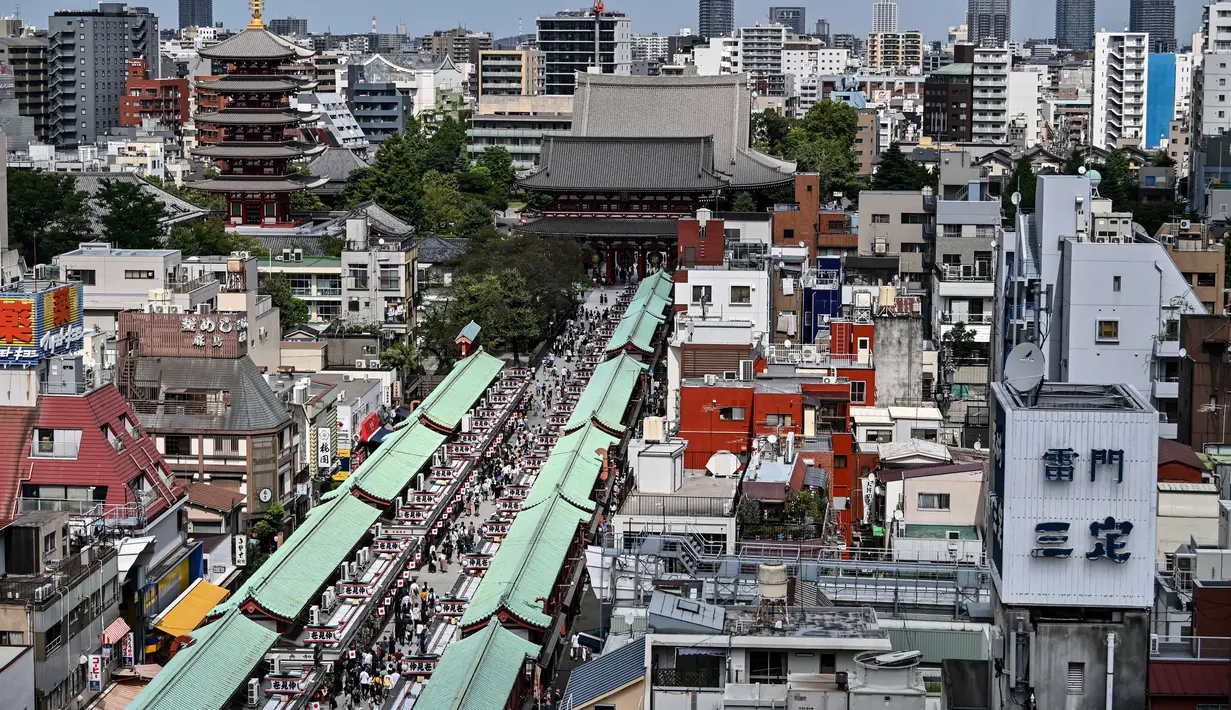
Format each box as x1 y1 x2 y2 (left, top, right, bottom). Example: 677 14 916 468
247 0 265 29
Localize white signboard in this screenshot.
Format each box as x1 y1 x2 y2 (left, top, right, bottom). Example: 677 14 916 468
88 654 103 691
234 534 248 567
317 427 333 469
122 632 134 667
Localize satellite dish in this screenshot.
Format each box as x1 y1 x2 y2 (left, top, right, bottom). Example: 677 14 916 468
767 434 779 445
1004 342 1046 394
1011 191 1022 206
892 509 904 521
624 611 636 627
1078 166 1087 175
783 339 792 348
1179 348 1187 358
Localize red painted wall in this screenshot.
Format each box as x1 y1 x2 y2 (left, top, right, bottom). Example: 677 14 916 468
679 384 755 469
677 218 726 267
1158 462 1204 483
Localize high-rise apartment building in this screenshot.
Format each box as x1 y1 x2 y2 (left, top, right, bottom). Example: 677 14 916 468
967 0 1011 46
0 37 49 141
971 45 1010 141
631 33 670 62
477 48 542 96
1055 0 1095 50
421 27 493 66
769 7 806 36
815 19 830 43
177 0 210 30
536 8 631 95
47 3 159 146
268 16 307 38
865 30 923 70
872 0 899 34
1093 31 1149 149
698 0 735 38
1129 0 1176 53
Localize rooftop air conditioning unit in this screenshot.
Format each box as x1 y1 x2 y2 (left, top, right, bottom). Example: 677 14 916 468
231 251 251 259
461 413 472 433
355 359 367 369
874 242 887 254
281 249 292 261
722 371 738 380
246 678 262 707
739 359 755 381
643 416 665 443
1180 219 1192 230
704 374 718 386
293 249 304 262
197 303 212 314
309 605 321 626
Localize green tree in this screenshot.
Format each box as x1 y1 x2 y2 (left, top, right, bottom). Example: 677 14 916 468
7 169 91 263
1063 149 1086 176
95 179 168 249
871 143 931 191
1098 150 1137 209
259 273 309 330
942 322 981 363
787 133 862 196
1152 151 1177 167
786 488 826 523
1124 200 1187 238
1003 156 1036 216
167 218 267 257
250 501 286 552
455 200 494 238
731 192 757 212
799 99 858 143
425 116 467 174
477 146 516 209
379 341 417 371
421 171 465 232
290 170 329 213
145 175 227 211
342 128 429 226
319 233 346 257
752 108 794 155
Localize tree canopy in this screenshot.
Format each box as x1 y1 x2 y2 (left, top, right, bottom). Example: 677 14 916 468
167 217 267 257
259 273 309 331
1003 156 1036 216
871 143 932 191
8 169 91 264
94 179 167 250
749 101 864 199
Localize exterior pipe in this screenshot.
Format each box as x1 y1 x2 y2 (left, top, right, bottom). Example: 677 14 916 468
1106 632 1115 710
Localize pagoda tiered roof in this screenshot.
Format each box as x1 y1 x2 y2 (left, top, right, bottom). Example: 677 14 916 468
199 27 314 61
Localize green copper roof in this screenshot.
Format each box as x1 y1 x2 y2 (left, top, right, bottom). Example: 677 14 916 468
213 495 380 620
413 619 540 710
355 423 448 502
524 423 618 512
460 495 589 628
605 306 665 354
565 354 646 433
400 349 505 431
127 612 280 710
626 289 671 318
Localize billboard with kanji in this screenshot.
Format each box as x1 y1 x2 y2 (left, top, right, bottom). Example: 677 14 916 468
0 283 84 366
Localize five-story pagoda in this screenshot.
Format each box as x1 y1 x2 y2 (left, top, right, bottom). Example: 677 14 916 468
192 0 326 227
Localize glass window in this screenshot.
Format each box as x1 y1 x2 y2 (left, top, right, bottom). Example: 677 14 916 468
1112 276 1121 292
691 285 712 304
730 285 751 304
850 380 867 403
1096 320 1119 342
918 493 951 510
764 413 793 427
834 454 848 468
163 435 192 456
124 270 155 279
720 407 746 421
66 269 96 286
749 650 787 683
871 213 890 224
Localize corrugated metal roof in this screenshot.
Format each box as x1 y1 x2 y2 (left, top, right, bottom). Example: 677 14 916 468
565 354 645 433
413 619 540 710
414 350 504 430
561 638 646 710
647 590 725 633
126 612 279 710
133 356 292 433
214 495 380 620
1150 660 1230 697
524 423 617 512
461 495 589 628
354 424 447 502
606 307 664 355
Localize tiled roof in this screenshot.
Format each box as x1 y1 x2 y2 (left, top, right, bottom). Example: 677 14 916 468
524 423 617 512
605 305 664 355
306 147 369 184
565 354 645 434
192 110 307 126
185 483 245 513
0 406 38 524
516 217 680 238
1158 437 1205 470
413 619 540 710
193 77 305 92
410 235 468 263
199 28 313 61
461 495 589 629
413 350 505 431
132 356 292 433
190 174 328 193
73 173 207 233
347 201 414 237
214 494 380 620
1150 660 1230 697
561 638 646 710
126 612 280 710
519 136 728 192
193 143 325 160
353 424 446 503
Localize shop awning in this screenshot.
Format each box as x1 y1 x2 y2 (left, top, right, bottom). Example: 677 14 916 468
368 427 393 444
101 616 131 645
153 579 229 638
117 536 156 584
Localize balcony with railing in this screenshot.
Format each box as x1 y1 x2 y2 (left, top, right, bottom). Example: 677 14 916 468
764 344 874 368
0 543 117 605
651 667 723 688
1151 634 1231 660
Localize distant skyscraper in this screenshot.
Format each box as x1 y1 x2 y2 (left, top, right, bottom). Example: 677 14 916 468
1129 0 1176 53
268 17 307 37
872 0 899 34
1055 0 1095 50
967 0 1011 46
815 18 830 43
769 7 806 35
178 0 211 29
698 0 735 38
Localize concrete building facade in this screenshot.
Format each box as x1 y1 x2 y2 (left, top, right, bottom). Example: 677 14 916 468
1093 31 1149 149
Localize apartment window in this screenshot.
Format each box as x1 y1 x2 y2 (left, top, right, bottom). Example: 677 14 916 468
691 285 713 304
826 219 845 230
124 270 154 280
730 285 751 304
32 428 82 459
1096 320 1119 343
102 425 122 451
1066 663 1085 695
834 454 848 469
783 228 795 240
43 532 55 555
163 435 192 456
1198 272 1218 287
749 650 787 683
918 493 952 510
214 436 240 454
764 413 793 427
902 212 928 224
1112 276 1121 292
850 380 867 403
65 269 96 286
0 631 23 644
871 213 890 224
289 275 312 295
121 414 137 438
720 407 747 421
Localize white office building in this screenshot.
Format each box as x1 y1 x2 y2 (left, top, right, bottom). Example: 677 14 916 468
1092 31 1149 149
1007 68 1044 147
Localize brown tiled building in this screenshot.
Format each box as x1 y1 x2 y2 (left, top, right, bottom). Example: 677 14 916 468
1178 314 1231 451
1156 221 1225 315
120 58 189 132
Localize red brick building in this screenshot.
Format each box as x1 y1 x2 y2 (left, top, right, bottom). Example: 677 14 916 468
120 58 189 132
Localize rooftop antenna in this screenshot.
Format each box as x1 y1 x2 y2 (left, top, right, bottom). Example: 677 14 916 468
1003 342 1046 405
